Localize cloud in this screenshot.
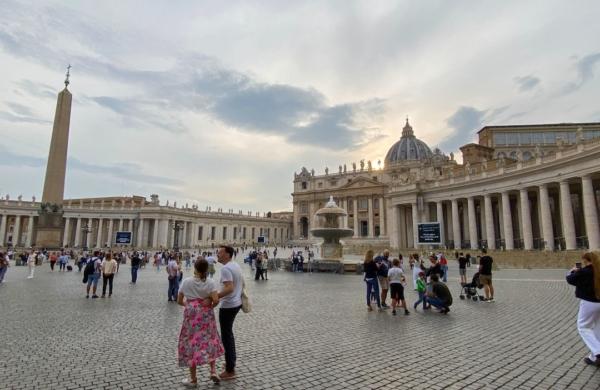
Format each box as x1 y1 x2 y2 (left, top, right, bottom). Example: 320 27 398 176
0 146 182 187
0 101 52 125
562 52 600 94
514 75 540 92
13 79 57 99
439 106 486 151
87 96 187 134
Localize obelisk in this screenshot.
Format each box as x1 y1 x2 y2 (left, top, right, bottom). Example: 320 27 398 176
36 66 72 249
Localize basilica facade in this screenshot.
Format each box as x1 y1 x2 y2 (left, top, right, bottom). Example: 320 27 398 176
292 120 600 252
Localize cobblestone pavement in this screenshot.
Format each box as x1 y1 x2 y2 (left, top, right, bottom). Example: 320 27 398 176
1 257 599 390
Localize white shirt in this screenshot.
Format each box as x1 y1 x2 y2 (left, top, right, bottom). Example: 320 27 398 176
180 277 217 299
220 261 243 308
206 256 217 266
388 267 404 284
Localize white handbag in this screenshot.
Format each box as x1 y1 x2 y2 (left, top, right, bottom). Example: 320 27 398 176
241 279 252 313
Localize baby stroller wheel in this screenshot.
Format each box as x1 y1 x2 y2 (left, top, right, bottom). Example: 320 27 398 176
460 295 465 300
472 296 478 301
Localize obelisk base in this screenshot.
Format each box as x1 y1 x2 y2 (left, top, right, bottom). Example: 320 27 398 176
35 211 64 249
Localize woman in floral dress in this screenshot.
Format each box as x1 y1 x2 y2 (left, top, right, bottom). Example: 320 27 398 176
177 257 224 386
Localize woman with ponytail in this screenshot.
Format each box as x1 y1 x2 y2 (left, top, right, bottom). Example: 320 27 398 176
177 257 224 386
566 252 600 366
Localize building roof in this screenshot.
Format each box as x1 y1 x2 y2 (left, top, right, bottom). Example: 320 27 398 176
477 122 600 134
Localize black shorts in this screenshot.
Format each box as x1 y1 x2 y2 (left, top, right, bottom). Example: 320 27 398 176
390 283 405 300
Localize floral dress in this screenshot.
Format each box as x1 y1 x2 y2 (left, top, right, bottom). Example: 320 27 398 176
178 296 224 367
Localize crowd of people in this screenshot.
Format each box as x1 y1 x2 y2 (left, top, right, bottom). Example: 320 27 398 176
363 248 497 315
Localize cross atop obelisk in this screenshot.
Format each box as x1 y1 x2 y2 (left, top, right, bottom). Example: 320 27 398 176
41 66 72 205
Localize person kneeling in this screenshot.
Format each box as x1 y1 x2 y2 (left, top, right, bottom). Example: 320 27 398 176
426 274 452 314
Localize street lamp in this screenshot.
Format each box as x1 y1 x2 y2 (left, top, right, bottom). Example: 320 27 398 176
81 224 93 251
172 221 184 252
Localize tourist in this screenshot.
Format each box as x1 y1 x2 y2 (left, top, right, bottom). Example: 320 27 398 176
388 258 410 316
426 274 452 314
439 253 448 282
376 250 391 308
363 249 382 312
49 251 57 272
130 251 141 284
206 253 217 278
426 255 443 281
0 252 8 283
458 252 468 284
85 251 102 298
217 245 243 380
411 254 423 290
177 258 224 386
27 250 36 279
154 252 161 272
413 271 428 310
479 248 494 302
167 255 179 302
255 253 264 281
101 253 118 298
567 252 600 366
58 251 69 272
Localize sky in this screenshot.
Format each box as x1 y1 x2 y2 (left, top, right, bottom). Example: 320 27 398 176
0 0 599 213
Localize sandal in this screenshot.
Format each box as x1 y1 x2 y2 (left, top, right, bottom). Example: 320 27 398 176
210 373 221 384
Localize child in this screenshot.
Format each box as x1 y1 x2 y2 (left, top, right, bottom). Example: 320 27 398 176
388 258 410 316
413 272 428 310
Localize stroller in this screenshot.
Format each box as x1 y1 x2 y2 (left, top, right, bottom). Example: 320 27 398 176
459 272 485 301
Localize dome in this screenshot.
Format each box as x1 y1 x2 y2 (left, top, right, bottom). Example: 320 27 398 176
385 119 433 164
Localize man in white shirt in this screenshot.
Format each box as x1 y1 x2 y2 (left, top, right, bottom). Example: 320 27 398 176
217 245 243 380
166 256 179 302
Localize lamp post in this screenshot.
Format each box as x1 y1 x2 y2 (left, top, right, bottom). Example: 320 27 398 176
81 224 93 251
172 221 184 252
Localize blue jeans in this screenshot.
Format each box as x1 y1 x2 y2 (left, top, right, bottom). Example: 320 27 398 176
0 266 7 282
365 278 381 307
441 265 448 282
168 277 179 300
131 266 138 283
427 297 448 310
414 291 428 308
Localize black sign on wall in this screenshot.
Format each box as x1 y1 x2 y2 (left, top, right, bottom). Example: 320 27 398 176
417 222 441 245
115 231 132 244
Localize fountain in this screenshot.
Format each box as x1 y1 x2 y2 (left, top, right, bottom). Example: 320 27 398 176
310 196 354 261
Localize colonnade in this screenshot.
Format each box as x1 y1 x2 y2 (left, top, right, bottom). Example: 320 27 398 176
337 195 386 238
390 175 600 251
0 214 36 247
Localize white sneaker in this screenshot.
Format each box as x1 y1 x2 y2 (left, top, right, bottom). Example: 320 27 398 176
181 379 197 388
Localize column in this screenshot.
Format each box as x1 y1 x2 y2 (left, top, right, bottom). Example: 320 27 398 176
388 204 399 249
539 184 554 250
353 198 359 237
159 220 169 248
367 197 374 237
379 197 386 236
559 181 576 250
137 219 145 247
182 222 188 248
582 175 600 250
411 202 419 248
106 219 113 247
152 219 159 248
13 216 21 246
501 192 514 250
25 216 34 247
118 218 124 231
62 217 70 247
0 214 7 246
484 194 496 250
519 189 534 250
436 201 444 245
451 199 461 249
86 219 93 248
74 217 82 247
96 218 104 248
467 197 478 250
169 221 175 247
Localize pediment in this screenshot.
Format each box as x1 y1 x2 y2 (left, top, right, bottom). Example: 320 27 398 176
338 176 384 190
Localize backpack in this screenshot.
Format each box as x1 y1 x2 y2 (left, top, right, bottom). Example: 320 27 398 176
84 259 96 276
